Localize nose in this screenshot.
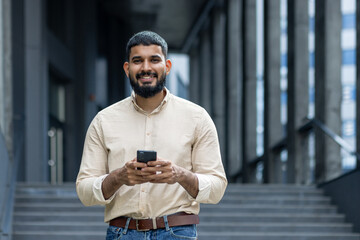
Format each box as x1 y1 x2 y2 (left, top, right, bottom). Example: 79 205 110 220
142 59 151 72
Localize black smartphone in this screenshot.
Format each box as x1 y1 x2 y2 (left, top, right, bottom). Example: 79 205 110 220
137 150 157 164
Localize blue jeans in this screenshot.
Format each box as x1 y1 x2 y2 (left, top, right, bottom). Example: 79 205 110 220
106 216 197 240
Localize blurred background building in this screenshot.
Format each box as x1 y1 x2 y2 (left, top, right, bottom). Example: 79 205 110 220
1 0 360 239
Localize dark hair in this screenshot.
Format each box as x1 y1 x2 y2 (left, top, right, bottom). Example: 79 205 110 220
126 31 168 61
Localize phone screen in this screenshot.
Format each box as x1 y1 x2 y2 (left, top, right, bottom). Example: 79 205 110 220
137 150 157 163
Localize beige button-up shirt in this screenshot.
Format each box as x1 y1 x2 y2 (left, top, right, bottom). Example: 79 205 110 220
76 88 227 223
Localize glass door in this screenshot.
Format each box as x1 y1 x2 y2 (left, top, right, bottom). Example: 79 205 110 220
48 70 66 184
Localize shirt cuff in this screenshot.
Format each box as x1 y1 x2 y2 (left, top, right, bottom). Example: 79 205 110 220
192 173 211 203
93 174 117 204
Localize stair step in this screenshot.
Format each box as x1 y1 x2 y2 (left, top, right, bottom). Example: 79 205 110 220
12 183 360 240
15 195 81 204
224 189 324 197
13 231 104 240
220 196 331 205
15 203 104 212
14 202 337 214
198 222 354 233
14 211 346 223
199 212 345 223
12 231 360 240
198 232 360 240
14 221 353 233
201 204 337 214
13 221 108 231
13 211 104 222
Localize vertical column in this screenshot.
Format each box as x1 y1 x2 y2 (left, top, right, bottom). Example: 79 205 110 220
263 0 282 183
11 0 25 179
287 0 309 183
24 0 48 182
242 0 257 182
212 4 226 164
74 0 98 142
189 39 201 105
315 0 342 182
107 19 128 104
0 0 12 157
356 0 360 169
227 0 243 177
80 0 97 127
199 27 212 114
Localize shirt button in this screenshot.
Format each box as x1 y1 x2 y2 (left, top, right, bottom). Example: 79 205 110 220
146 133 150 136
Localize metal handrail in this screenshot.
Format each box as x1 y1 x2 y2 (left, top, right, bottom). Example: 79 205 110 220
0 133 22 240
299 118 360 168
229 117 360 182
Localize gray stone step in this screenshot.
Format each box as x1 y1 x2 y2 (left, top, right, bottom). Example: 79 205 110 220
224 188 324 196
12 183 360 240
13 211 346 223
197 232 360 240
12 231 360 240
13 221 108 232
199 212 346 223
13 221 353 233
12 231 104 240
14 203 104 212
15 195 81 204
197 222 354 233
220 196 331 205
201 204 337 214
14 202 337 214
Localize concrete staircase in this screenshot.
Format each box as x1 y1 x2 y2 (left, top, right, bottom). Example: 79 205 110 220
12 183 360 240
13 183 107 240
198 184 360 240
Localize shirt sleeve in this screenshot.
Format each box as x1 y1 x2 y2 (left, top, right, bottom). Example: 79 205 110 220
190 109 228 204
76 116 116 206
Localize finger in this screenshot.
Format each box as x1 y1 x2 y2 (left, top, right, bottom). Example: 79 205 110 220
146 160 171 167
144 170 172 181
141 166 166 175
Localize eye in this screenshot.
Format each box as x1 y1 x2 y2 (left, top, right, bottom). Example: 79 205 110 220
151 58 160 63
132 59 142 64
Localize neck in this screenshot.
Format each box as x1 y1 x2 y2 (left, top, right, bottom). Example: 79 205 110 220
135 89 166 113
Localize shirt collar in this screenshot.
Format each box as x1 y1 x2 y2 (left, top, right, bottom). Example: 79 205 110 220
131 87 171 115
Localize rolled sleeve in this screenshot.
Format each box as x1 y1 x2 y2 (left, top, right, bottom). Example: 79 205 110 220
93 174 117 203
193 173 211 202
76 116 111 206
190 109 228 204
76 174 116 206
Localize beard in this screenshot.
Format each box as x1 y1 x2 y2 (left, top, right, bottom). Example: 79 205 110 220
129 70 166 98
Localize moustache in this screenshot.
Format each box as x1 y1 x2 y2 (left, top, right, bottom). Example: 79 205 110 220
136 71 158 79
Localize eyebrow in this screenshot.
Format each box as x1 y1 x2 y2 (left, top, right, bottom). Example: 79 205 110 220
131 55 162 61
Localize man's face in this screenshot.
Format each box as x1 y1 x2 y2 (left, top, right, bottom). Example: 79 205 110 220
124 44 172 98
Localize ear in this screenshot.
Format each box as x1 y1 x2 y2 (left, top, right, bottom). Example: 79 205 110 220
123 62 129 77
165 59 172 75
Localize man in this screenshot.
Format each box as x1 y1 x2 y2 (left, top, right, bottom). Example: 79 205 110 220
76 31 227 239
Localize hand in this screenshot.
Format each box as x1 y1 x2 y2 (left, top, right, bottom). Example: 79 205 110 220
117 159 154 186
141 158 180 184
142 158 199 198
102 158 150 199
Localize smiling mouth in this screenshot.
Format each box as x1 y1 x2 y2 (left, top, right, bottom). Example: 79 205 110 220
137 72 157 84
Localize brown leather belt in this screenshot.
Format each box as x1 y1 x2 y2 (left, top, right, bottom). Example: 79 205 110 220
109 212 199 231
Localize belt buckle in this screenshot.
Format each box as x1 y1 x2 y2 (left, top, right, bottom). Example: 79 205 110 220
136 219 150 231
